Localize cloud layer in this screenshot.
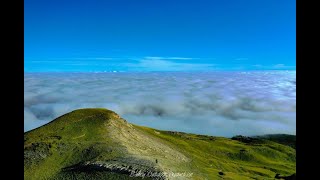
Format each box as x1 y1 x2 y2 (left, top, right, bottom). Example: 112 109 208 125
24 71 296 137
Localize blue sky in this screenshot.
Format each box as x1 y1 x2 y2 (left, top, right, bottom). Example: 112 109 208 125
25 0 296 72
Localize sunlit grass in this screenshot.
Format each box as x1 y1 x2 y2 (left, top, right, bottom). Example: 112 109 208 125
24 108 295 179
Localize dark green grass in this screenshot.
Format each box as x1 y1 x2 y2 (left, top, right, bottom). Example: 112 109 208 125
253 134 296 149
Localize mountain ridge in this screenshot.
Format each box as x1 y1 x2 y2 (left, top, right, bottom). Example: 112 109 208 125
24 108 296 179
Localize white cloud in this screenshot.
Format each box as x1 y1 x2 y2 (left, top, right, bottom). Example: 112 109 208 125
250 64 296 70
24 71 296 136
125 57 215 71
273 64 290 69
144 56 196 60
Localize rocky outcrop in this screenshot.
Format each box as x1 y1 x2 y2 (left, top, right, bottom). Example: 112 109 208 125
62 158 166 180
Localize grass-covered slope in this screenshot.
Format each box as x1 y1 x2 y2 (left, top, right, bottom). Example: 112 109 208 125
24 108 296 180
253 134 296 149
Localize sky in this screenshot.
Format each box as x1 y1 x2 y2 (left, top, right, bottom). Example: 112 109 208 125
25 0 296 72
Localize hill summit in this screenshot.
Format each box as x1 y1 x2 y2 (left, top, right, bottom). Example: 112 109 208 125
24 108 296 179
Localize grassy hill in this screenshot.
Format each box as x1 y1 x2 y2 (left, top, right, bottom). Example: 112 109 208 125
253 134 296 149
24 108 296 179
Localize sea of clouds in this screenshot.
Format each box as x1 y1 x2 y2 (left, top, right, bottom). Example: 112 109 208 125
24 71 296 137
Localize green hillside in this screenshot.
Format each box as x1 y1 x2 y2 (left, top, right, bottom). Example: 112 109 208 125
253 134 296 149
24 108 296 180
